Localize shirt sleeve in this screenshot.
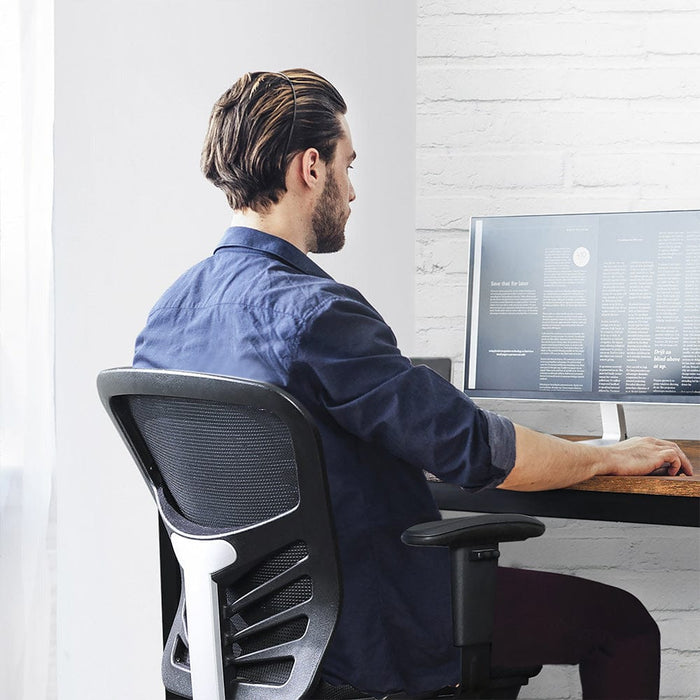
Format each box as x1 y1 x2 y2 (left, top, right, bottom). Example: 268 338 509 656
290 292 516 490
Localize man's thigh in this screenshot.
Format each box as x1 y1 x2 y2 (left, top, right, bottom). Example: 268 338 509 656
491 566 655 667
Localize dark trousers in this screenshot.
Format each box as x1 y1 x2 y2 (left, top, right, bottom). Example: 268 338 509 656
493 568 661 700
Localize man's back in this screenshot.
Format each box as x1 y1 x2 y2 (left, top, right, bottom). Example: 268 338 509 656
134 226 520 694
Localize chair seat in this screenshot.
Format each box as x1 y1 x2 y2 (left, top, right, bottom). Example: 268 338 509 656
310 664 542 699
309 680 373 698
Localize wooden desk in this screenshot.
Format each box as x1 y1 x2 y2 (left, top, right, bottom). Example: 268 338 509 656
430 439 700 528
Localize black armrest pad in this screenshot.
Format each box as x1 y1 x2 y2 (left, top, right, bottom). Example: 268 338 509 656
401 513 545 548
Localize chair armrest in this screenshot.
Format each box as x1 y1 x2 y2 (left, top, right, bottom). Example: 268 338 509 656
401 513 545 549
402 512 546 691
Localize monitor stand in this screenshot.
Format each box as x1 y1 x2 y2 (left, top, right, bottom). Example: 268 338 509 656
581 402 628 446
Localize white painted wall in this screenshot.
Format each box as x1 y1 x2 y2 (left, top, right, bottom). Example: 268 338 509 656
416 2 700 698
54 2 415 698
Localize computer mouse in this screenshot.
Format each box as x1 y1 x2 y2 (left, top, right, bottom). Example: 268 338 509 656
647 463 672 476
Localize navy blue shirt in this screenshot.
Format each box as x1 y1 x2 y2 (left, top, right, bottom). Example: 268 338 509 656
134 226 516 695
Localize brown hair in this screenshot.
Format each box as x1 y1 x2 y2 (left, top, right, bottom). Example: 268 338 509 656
201 69 347 212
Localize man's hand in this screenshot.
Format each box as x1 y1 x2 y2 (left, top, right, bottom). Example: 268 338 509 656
499 425 694 492
603 436 693 477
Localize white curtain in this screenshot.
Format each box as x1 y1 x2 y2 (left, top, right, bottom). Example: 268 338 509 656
0 0 56 697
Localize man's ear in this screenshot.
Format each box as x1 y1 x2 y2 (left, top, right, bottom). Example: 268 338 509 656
300 148 323 189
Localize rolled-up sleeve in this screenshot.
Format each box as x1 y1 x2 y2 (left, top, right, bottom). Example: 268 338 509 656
290 293 516 490
482 409 517 475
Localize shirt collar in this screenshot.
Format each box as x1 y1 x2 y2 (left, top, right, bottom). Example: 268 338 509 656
214 226 333 280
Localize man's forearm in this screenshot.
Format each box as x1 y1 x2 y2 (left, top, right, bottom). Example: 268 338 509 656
498 424 693 492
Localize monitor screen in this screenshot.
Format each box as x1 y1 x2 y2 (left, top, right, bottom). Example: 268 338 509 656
465 210 700 404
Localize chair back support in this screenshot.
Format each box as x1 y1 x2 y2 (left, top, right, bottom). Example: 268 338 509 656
97 368 341 700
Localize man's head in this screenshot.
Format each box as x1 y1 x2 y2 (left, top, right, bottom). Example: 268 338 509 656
201 69 347 214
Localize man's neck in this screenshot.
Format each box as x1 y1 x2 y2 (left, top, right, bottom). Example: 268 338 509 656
230 199 312 254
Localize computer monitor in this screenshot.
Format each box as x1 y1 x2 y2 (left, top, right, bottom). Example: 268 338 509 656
465 210 700 442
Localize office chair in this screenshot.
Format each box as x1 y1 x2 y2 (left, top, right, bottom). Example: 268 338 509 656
409 357 452 383
97 368 544 700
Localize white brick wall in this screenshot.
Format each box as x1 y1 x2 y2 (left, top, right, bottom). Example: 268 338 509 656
416 2 700 698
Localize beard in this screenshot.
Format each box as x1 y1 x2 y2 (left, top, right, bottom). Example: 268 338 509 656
309 170 347 254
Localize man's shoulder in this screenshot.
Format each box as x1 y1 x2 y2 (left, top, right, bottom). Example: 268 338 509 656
147 249 372 323
214 248 372 316
292 274 368 308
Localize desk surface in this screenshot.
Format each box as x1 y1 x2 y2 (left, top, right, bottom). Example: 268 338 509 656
430 438 700 527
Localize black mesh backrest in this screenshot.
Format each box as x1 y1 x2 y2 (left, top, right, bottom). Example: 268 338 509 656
127 394 299 528
97 368 344 700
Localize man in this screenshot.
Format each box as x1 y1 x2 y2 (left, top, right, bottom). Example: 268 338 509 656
134 69 692 699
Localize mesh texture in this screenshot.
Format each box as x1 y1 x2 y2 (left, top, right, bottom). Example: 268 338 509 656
235 659 295 686
235 541 309 596
128 395 299 527
240 577 313 626
238 617 308 655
